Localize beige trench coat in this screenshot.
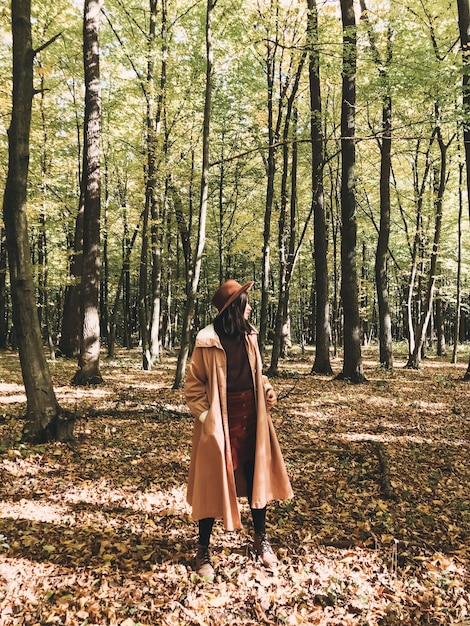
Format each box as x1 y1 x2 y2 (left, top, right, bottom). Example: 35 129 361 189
184 324 293 530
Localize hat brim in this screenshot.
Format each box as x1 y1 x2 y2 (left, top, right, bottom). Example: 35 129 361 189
215 280 254 317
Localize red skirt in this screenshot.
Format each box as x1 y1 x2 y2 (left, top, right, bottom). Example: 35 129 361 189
226 389 257 471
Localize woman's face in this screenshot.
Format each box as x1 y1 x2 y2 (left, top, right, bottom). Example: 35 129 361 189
243 300 252 320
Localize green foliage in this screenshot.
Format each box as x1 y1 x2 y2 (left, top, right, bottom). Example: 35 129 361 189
1 0 469 349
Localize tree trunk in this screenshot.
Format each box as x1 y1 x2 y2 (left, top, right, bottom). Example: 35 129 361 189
139 193 151 369
407 124 449 369
0 226 7 348
259 35 278 362
122 201 133 349
329 170 341 357
37 75 55 358
456 0 470 379
452 159 463 364
108 212 142 358
269 52 307 376
100 149 110 345
58 193 83 358
435 286 446 356
173 0 214 389
141 0 166 370
2 0 69 442
149 0 169 367
162 184 174 350
361 0 394 369
337 0 365 383
139 0 157 371
405 137 434 362
308 0 332 376
58 76 83 359
72 0 103 385
375 90 393 368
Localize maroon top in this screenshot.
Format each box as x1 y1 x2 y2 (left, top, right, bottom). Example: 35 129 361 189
217 332 254 393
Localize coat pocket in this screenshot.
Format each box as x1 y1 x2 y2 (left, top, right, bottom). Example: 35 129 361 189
201 406 222 441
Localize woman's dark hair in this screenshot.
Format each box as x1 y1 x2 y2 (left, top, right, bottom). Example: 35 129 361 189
214 291 252 337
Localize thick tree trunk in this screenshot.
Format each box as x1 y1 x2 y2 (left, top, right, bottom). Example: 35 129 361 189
308 0 332 376
173 0 214 389
2 0 69 442
456 0 470 379
72 0 103 385
337 0 365 383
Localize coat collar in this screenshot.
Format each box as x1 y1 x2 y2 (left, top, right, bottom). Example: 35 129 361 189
195 324 222 348
195 323 258 348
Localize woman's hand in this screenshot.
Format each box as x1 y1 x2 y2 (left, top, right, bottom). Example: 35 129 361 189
265 386 277 409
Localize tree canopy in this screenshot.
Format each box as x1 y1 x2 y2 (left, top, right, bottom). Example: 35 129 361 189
0 0 469 376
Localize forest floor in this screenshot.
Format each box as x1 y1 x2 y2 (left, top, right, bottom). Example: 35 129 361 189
0 345 469 626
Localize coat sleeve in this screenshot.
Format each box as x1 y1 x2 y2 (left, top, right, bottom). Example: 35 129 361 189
184 346 210 420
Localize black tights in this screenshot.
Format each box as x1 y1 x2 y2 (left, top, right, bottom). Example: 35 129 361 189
198 461 266 546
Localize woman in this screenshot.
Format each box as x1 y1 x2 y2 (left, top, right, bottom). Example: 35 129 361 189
184 279 293 579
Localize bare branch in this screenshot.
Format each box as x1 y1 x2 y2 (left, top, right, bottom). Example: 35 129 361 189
33 32 62 57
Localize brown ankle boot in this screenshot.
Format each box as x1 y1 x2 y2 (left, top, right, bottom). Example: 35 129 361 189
253 533 278 569
195 544 214 580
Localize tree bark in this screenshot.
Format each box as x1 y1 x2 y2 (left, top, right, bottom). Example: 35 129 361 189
173 0 214 389
0 226 7 348
58 198 83 358
269 52 307 376
259 31 278 361
37 74 55 358
406 123 449 368
456 0 470 379
108 212 142 358
58 75 84 358
361 0 393 369
337 0 365 383
435 286 446 356
452 159 463 364
404 138 433 361
72 0 103 385
149 0 169 367
2 0 68 442
141 0 167 370
139 190 151 369
375 91 393 368
308 0 332 376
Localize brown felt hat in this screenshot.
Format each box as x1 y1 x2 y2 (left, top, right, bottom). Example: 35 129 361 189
211 279 254 317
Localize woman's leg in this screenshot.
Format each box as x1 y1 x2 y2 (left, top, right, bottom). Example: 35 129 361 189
198 517 215 547
195 518 215 579
251 506 266 535
243 460 278 569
